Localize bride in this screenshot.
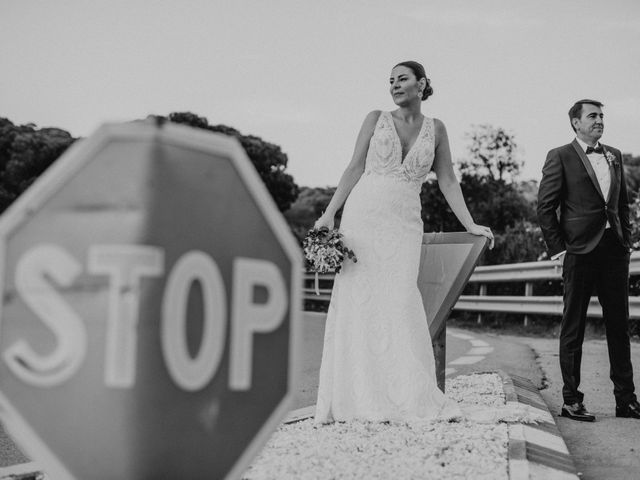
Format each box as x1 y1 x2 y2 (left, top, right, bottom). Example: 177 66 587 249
313 61 494 424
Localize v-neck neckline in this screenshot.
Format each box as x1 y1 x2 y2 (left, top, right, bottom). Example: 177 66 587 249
388 111 426 164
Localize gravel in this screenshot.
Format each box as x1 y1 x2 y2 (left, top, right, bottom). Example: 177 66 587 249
242 373 514 480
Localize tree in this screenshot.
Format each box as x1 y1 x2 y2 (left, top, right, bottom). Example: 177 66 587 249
420 174 536 235
0 113 301 216
166 112 299 212
0 117 76 213
628 194 640 251
623 153 640 195
462 173 536 231
481 219 547 265
420 176 459 232
284 186 337 243
419 123 538 267
460 124 522 182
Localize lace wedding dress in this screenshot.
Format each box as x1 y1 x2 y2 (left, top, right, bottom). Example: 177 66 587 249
314 111 459 423
314 111 545 426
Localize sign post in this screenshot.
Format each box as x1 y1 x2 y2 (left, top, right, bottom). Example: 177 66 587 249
0 121 302 479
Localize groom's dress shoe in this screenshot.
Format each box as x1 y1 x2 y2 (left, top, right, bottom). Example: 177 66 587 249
560 402 596 422
616 400 640 419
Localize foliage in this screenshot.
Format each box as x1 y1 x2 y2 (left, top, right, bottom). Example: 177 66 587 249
0 112 300 216
166 112 299 212
619 153 640 251
284 186 338 243
419 176 457 232
480 220 547 266
0 117 76 213
623 180 640 337
421 123 533 237
461 174 536 233
420 174 536 236
623 153 640 195
459 124 522 182
628 193 640 251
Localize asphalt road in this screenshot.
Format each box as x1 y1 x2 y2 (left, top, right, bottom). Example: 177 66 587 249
502 334 640 480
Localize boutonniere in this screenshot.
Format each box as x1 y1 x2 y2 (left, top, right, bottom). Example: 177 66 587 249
605 151 618 167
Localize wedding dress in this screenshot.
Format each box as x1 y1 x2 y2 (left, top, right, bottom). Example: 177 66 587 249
314 111 458 423
314 111 546 426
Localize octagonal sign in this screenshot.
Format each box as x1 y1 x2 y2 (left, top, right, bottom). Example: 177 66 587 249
0 121 302 479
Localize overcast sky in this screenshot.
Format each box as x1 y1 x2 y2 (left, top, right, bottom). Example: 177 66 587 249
2 0 639 187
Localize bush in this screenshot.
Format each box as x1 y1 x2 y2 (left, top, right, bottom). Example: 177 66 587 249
480 220 546 266
284 186 338 245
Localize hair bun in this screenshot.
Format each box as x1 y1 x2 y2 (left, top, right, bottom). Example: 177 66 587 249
422 78 433 101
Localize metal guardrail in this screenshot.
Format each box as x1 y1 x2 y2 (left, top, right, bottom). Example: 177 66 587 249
303 273 334 301
303 251 640 320
455 295 640 319
468 252 640 283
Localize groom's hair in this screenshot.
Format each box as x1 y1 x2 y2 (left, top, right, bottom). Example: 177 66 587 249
568 99 604 132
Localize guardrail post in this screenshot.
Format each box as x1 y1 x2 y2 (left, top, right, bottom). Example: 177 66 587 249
523 282 533 326
476 284 486 325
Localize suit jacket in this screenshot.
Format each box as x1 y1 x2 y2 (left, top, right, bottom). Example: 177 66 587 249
537 139 631 257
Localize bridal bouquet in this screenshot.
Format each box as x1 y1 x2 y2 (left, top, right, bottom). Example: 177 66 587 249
303 226 357 295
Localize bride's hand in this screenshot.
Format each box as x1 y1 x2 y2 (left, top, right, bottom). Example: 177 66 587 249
467 223 494 249
314 214 335 231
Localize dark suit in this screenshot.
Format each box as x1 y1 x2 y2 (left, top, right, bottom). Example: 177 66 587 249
537 139 636 407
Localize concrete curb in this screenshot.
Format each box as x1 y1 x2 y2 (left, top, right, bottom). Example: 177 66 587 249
498 371 580 480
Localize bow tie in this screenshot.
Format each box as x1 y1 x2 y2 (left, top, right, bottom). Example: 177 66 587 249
586 145 603 155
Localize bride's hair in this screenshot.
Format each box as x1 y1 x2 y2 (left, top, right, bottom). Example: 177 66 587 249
393 61 433 101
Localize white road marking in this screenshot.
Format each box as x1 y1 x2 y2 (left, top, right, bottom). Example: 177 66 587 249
467 346 494 355
448 331 475 340
449 355 485 365
444 367 456 376
446 329 494 371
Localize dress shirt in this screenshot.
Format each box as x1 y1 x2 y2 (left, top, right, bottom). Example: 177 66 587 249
576 137 611 202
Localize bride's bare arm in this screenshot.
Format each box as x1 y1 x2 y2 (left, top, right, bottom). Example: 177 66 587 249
431 118 494 247
314 111 380 228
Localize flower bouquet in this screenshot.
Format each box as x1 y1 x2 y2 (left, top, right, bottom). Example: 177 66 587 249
303 226 357 295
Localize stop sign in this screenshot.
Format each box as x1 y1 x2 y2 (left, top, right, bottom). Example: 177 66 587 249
0 121 302 479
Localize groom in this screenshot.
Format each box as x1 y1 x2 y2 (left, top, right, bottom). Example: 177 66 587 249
537 99 639 422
